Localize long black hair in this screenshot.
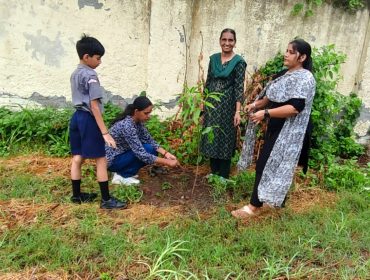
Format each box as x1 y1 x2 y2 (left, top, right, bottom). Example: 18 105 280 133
111 96 153 125
289 38 313 72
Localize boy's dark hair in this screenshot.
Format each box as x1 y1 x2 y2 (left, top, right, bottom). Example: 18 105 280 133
76 34 105 59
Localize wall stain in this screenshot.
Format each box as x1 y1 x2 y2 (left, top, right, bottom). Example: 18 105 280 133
23 30 64 67
78 0 103 9
175 27 185 43
29 92 68 107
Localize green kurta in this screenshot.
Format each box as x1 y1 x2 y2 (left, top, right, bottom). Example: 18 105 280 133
201 53 247 160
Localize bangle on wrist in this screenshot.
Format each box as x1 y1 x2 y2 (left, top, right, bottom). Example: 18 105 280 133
102 131 109 135
264 109 270 119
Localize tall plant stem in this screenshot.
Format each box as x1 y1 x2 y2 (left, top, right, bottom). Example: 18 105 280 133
191 124 202 196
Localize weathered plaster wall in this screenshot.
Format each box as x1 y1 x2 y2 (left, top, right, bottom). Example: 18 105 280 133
355 15 370 144
187 1 369 95
146 0 192 112
0 0 150 109
0 0 369 138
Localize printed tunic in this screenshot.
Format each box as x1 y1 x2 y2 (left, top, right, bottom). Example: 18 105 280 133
200 55 246 160
238 69 316 206
105 116 160 166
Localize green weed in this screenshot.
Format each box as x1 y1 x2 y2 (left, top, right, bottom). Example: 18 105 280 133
0 174 69 202
138 239 195 279
207 171 255 202
161 182 173 191
323 159 369 191
113 185 143 203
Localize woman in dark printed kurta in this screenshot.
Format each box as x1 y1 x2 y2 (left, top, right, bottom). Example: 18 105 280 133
200 28 246 178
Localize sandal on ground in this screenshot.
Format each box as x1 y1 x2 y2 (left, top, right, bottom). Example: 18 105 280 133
231 205 257 219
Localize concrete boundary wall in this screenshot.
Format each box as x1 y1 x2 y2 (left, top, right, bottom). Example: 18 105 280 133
0 0 369 137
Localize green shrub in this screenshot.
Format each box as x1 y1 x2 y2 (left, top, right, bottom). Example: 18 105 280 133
0 103 123 157
206 171 255 202
112 185 143 203
323 159 369 191
291 0 365 17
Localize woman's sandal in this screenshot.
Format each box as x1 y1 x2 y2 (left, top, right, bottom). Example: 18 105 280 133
231 205 257 219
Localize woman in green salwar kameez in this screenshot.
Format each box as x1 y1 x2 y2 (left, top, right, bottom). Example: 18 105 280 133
201 28 247 178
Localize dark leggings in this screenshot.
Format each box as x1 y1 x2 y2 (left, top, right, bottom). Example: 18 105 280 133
210 158 231 179
250 128 279 208
250 172 263 207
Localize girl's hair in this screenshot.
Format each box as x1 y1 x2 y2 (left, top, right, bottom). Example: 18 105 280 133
289 38 313 72
111 96 153 125
220 28 236 42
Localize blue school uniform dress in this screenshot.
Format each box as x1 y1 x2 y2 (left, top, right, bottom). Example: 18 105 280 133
69 64 105 158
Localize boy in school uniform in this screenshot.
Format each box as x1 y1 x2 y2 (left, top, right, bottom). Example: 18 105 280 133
69 34 127 209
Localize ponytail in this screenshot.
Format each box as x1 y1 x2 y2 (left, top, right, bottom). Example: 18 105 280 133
111 96 153 125
303 56 313 72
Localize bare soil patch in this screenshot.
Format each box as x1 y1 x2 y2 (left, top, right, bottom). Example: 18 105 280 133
0 155 338 231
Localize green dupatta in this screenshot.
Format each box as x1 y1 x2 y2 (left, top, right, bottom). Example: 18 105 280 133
210 53 244 78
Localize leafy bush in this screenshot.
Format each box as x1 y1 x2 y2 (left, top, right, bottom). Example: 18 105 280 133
0 103 123 157
323 159 369 191
0 107 72 156
207 171 255 202
163 86 222 165
291 0 365 17
146 115 172 152
259 53 284 77
103 102 124 126
112 184 143 203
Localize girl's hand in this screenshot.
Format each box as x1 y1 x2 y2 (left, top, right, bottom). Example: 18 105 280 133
166 159 180 167
244 102 255 113
249 110 264 124
164 151 177 160
103 134 116 149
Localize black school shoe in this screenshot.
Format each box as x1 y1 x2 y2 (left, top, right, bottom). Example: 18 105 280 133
70 192 98 204
100 196 128 209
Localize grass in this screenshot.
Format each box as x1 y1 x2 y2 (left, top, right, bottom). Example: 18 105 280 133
0 193 369 279
0 157 369 279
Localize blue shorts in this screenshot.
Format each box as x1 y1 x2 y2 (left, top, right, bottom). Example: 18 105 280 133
69 110 105 158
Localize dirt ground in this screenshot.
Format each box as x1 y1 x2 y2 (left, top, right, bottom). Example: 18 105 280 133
0 155 337 226
0 155 340 280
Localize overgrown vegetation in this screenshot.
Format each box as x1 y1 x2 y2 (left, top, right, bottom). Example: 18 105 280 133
0 107 72 157
291 0 366 17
